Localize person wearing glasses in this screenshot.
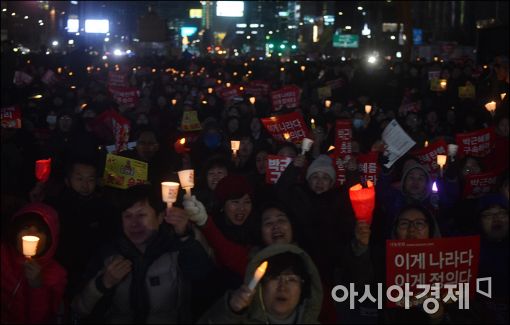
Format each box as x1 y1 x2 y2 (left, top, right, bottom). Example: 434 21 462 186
199 244 322 324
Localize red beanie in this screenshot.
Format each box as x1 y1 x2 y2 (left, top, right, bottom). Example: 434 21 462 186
214 174 254 206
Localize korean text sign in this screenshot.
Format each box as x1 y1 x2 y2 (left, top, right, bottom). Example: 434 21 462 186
265 155 293 184
103 154 148 189
260 111 310 144
271 85 301 111
456 128 494 158
386 235 480 307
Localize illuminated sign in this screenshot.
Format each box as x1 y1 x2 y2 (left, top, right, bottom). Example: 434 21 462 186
181 27 198 37
85 19 109 33
190 9 202 18
67 19 79 33
216 1 244 17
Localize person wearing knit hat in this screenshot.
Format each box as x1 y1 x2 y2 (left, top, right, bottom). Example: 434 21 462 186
400 161 431 201
305 155 336 195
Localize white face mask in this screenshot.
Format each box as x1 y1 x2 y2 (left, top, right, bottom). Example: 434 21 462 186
46 115 57 124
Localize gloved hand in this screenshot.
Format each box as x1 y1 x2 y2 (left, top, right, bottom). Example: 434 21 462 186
183 195 208 226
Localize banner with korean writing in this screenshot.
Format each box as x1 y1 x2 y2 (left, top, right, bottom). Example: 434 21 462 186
103 154 148 189
271 85 301 111
317 86 332 100
218 86 241 102
357 152 380 185
1 105 22 129
13 71 33 86
330 153 347 187
334 120 352 156
265 155 293 184
94 109 131 153
260 111 310 144
246 80 271 97
181 111 202 132
462 170 500 198
386 236 480 308
411 139 448 176
456 128 495 158
108 71 129 87
108 86 140 108
326 78 346 90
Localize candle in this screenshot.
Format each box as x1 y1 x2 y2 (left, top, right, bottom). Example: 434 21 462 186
280 67 285 72
171 99 177 106
432 181 438 194
239 86 244 91
349 181 376 224
300 65 306 72
226 82 231 88
161 182 180 208
248 261 268 290
365 105 372 115
325 100 332 109
447 144 458 162
439 79 447 90
424 140 429 148
485 101 496 116
22 235 40 258
327 145 336 152
174 138 188 154
283 132 291 141
35 159 51 182
231 140 240 155
310 118 316 130
207 87 213 94
249 96 256 105
178 169 194 197
301 138 314 154
437 154 447 177
501 93 507 100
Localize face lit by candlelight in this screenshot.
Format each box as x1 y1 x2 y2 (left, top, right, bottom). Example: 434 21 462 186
122 200 162 249
481 206 509 241
403 168 428 199
66 163 97 197
207 166 228 190
261 208 293 245
224 194 252 226
262 269 302 320
308 172 334 195
396 209 430 240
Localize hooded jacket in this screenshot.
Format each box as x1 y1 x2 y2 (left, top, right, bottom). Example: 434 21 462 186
199 244 323 324
1 203 67 324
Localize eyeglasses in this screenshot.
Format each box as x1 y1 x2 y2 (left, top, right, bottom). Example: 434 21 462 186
267 274 303 286
481 210 508 220
397 219 428 231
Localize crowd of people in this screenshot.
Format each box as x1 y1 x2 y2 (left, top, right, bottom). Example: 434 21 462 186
1 43 509 324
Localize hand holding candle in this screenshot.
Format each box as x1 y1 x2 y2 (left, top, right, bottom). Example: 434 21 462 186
301 138 314 155
22 236 40 258
349 181 375 225
231 140 240 156
178 169 194 198
174 138 188 154
248 261 268 290
35 159 51 183
161 182 180 208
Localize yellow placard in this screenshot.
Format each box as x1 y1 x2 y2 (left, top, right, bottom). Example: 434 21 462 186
458 83 475 99
317 86 332 99
181 111 202 131
103 153 148 189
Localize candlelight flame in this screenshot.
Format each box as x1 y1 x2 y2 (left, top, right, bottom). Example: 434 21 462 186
249 97 256 105
424 141 429 148
283 133 291 140
432 181 438 193
179 138 186 145
208 87 213 94
485 101 497 112
80 103 88 110
325 100 332 108
300 65 306 72
255 261 268 277
30 94 43 99
328 145 335 152
501 93 507 100
226 82 231 88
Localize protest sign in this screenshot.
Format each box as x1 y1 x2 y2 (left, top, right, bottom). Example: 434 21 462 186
271 85 301 111
382 119 416 168
1 106 22 129
103 154 148 189
456 128 495 158
108 86 140 108
181 111 202 131
260 111 310 144
108 71 129 87
462 170 500 198
334 120 352 156
357 151 380 185
411 139 448 176
265 155 293 184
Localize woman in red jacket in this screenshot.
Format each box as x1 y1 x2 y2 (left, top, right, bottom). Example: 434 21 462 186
1 203 67 324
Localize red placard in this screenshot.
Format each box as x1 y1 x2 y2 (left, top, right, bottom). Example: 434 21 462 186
456 128 495 158
411 139 448 177
108 86 140 108
462 170 500 198
246 80 271 97
386 236 480 308
93 110 131 153
265 155 293 184
217 86 241 102
108 71 129 88
329 152 346 187
1 106 22 129
271 85 301 111
260 111 310 144
326 78 346 89
357 152 380 185
334 120 352 156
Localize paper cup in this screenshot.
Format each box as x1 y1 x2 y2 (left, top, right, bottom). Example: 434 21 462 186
35 159 52 182
178 169 194 189
447 144 458 157
161 182 180 206
301 138 314 153
22 235 40 257
436 154 447 167
231 140 240 151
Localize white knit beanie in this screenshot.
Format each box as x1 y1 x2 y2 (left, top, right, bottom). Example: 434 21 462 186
306 155 336 181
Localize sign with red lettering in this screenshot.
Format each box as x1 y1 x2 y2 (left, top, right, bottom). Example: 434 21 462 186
246 80 271 97
411 139 448 177
386 236 480 308
357 152 380 185
271 85 301 111
94 110 130 153
108 86 140 108
217 86 241 102
456 128 495 158
334 120 352 156
462 170 500 198
108 71 129 87
260 111 310 144
1 106 22 129
330 152 347 187
265 155 293 184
